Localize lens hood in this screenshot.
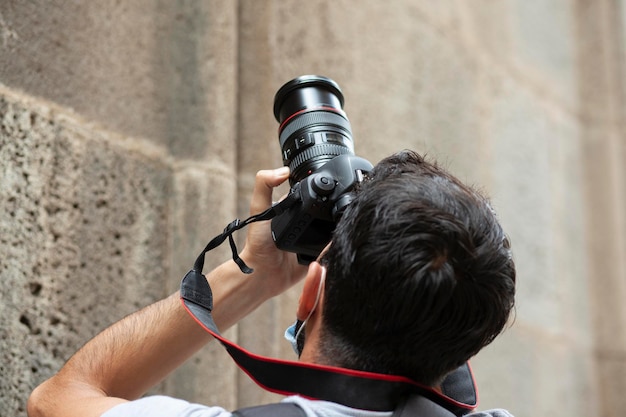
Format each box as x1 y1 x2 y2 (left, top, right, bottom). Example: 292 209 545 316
273 75 345 125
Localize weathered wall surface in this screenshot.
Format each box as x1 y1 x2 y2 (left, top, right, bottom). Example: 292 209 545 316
0 93 170 413
1 1 624 417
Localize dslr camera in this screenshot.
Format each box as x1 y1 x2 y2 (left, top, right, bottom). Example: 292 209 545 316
271 75 373 264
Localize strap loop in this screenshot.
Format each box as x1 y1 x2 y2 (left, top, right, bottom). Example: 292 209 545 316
192 192 301 274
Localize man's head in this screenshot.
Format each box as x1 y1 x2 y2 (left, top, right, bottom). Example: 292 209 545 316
313 150 516 386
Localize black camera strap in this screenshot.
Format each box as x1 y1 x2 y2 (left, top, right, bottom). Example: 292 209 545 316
180 268 478 416
192 192 301 275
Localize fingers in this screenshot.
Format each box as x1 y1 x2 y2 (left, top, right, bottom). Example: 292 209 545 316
249 167 290 215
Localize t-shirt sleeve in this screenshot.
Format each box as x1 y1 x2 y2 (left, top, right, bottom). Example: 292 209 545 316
101 395 232 417
468 410 515 417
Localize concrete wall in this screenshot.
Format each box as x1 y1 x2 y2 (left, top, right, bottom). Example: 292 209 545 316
1 1 624 416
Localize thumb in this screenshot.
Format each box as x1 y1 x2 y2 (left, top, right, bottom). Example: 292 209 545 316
249 167 290 215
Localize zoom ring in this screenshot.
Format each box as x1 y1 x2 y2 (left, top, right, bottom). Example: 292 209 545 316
279 111 352 147
289 143 352 173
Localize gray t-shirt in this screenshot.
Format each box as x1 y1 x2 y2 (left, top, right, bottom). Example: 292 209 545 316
101 395 514 417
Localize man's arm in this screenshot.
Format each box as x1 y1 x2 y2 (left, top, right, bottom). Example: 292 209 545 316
27 167 306 417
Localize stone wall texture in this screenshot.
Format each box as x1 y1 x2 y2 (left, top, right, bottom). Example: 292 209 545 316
1 1 624 416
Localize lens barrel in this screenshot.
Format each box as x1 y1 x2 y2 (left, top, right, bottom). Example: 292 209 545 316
273 75 354 183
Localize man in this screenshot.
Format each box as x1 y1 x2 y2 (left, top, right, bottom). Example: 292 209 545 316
28 150 516 417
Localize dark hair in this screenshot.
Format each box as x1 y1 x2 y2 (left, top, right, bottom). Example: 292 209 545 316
318 150 516 386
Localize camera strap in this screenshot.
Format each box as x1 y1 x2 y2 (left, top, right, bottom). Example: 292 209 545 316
192 191 301 275
180 268 478 416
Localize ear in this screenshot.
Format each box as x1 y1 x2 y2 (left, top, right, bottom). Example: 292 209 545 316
296 261 325 321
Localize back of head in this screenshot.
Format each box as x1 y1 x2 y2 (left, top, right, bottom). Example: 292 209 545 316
319 150 516 386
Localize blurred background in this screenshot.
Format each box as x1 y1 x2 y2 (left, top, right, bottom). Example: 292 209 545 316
1 1 624 416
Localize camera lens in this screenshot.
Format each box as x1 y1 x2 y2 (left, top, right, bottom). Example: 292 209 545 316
273 75 354 184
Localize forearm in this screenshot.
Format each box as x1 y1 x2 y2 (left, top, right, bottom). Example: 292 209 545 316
63 292 207 400
28 258 275 417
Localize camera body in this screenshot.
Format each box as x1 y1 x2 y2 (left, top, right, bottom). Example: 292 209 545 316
271 76 373 264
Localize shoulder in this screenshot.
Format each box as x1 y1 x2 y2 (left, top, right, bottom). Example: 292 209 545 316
101 395 232 417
